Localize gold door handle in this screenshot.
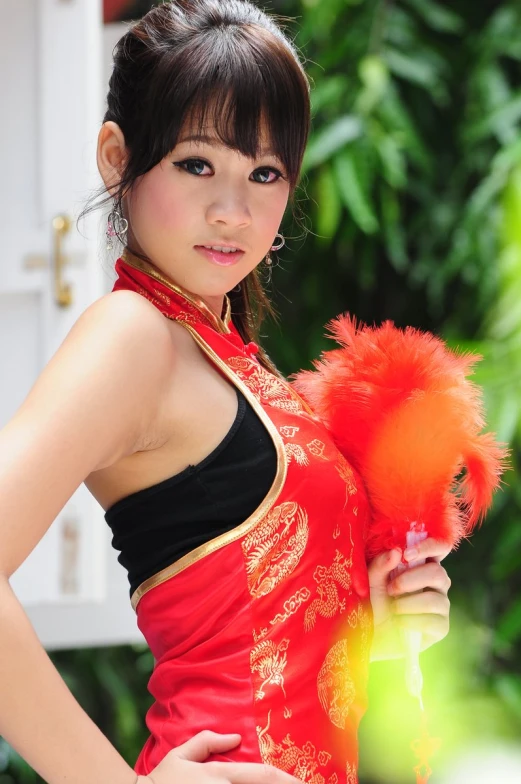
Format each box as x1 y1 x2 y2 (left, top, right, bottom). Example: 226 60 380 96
52 214 73 307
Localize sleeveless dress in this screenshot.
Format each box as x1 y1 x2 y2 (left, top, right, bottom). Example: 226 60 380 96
112 250 374 784
104 386 279 600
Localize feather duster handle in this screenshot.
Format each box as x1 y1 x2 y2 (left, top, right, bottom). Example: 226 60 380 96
389 523 428 705
289 314 508 559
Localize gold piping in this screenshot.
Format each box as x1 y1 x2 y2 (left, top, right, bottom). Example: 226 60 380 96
121 248 232 333
130 323 288 612
120 250 317 418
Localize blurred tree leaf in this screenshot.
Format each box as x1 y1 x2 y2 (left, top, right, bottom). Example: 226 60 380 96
333 148 379 234
302 115 363 171
314 162 343 244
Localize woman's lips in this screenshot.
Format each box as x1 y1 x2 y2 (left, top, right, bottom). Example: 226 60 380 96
194 246 245 266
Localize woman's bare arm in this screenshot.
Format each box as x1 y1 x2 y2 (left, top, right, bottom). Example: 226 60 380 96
0 291 175 784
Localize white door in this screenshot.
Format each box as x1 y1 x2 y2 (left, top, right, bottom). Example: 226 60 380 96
0 0 143 649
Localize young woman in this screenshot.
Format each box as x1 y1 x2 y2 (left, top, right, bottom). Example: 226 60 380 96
0 2 451 783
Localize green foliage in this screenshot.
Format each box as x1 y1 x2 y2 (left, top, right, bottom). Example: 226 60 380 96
264 0 521 778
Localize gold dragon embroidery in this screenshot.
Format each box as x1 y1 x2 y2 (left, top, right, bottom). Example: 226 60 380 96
335 454 358 511
285 443 310 466
257 710 335 783
242 501 309 599
227 356 306 414
317 640 356 730
251 638 290 700
346 601 373 663
346 761 358 784
304 550 353 632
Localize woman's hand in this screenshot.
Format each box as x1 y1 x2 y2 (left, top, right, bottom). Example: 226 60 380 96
367 538 452 662
138 730 302 784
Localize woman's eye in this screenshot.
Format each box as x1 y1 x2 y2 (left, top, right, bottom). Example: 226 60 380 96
174 158 210 176
173 158 285 183
252 168 283 184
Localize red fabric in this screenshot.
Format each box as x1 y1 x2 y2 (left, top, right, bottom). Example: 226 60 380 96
112 253 373 783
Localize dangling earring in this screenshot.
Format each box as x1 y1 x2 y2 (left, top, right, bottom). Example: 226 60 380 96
106 198 129 250
264 232 285 267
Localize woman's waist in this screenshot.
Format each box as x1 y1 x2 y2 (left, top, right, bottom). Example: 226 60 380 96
138 629 368 779
145 601 373 720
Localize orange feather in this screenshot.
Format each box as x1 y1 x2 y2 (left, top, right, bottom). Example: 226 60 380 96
290 314 509 559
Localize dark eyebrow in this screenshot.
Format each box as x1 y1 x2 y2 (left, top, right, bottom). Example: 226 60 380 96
177 134 277 158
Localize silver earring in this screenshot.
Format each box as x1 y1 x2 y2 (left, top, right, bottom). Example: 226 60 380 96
106 199 128 250
271 232 285 251
265 232 285 267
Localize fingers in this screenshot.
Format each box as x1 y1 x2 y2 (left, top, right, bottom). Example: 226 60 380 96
387 561 451 597
403 536 452 564
205 760 302 784
171 733 301 784
173 730 242 761
367 548 403 585
391 589 450 617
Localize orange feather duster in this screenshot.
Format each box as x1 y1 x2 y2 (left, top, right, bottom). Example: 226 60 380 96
290 314 509 561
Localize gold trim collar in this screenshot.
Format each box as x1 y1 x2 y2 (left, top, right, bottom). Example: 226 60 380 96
121 248 232 334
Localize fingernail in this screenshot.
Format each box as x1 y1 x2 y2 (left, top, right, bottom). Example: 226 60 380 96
404 547 419 561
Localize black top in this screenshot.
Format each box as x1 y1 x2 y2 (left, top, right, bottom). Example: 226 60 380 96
104 387 278 597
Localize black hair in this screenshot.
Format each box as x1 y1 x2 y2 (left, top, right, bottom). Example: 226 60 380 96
79 0 312 374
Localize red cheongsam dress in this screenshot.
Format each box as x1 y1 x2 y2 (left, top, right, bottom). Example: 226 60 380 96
112 250 374 784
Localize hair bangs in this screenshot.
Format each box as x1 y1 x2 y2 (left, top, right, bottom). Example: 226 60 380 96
133 22 309 192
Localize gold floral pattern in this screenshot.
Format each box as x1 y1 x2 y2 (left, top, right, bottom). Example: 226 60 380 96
304 550 353 632
242 501 309 599
251 639 290 700
317 640 356 730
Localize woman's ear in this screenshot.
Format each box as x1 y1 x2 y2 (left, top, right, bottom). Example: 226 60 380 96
96 121 128 196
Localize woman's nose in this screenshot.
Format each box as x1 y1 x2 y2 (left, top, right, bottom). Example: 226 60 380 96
206 194 252 227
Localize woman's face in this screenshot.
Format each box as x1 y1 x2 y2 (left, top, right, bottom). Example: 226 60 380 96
122 117 290 316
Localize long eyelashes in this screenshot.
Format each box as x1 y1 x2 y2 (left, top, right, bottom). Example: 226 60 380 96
173 157 286 184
